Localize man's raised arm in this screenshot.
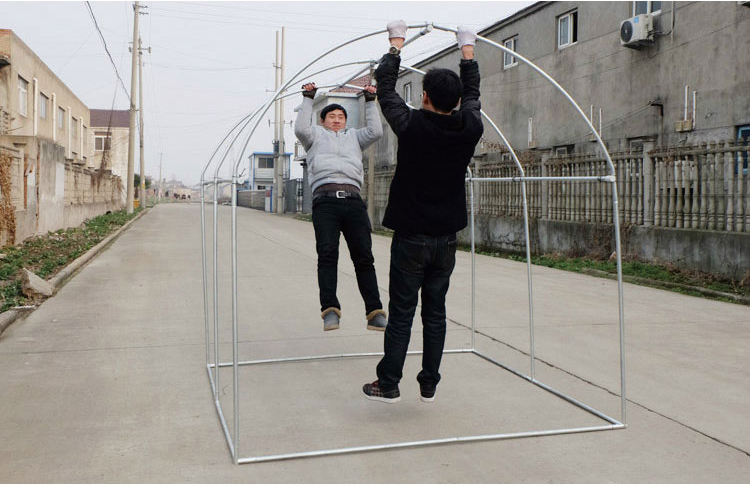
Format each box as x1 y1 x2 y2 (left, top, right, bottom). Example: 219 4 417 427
294 83 317 151
355 85 384 149
457 26 481 118
374 20 411 137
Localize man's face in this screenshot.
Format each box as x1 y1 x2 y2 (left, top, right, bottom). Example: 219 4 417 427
322 109 346 132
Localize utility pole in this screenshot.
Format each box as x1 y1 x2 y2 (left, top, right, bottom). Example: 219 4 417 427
158 152 163 203
138 36 146 208
126 1 140 213
273 31 280 214
276 27 286 214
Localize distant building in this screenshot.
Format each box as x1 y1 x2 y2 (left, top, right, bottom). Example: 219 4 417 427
248 151 291 191
89 109 129 178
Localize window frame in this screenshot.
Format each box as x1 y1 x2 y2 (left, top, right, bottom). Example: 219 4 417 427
94 131 112 152
503 36 518 69
39 93 49 119
57 106 65 131
18 76 29 117
257 156 274 169
633 1 662 16
557 10 578 49
404 82 412 104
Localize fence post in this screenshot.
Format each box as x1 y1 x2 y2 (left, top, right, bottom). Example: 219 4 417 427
541 153 549 219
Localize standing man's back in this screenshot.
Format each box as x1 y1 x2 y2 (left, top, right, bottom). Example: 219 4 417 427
363 22 483 403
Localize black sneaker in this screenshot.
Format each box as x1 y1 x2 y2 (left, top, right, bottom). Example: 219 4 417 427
420 383 437 403
362 380 400 403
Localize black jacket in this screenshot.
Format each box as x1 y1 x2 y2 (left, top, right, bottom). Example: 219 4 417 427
375 53 483 236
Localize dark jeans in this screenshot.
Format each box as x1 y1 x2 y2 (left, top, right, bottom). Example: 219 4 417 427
312 196 382 315
376 232 457 390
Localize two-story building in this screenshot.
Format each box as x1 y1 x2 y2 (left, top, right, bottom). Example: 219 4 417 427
0 29 122 245
390 1 750 157
248 151 291 191
1 29 91 165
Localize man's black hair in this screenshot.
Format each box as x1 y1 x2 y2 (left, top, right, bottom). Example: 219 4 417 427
422 68 462 113
320 104 347 121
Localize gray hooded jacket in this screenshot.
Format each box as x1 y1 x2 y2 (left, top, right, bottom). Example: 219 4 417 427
294 97 383 193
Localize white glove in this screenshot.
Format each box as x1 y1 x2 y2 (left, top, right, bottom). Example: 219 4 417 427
387 20 407 40
456 25 477 48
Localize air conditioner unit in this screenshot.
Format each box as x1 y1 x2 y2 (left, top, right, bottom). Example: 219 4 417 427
739 1 750 6
620 14 654 48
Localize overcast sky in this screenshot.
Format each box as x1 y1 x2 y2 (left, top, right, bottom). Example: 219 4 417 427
4 1 533 185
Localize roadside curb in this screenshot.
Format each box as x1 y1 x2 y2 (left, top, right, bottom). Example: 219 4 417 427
0 208 150 337
580 267 750 306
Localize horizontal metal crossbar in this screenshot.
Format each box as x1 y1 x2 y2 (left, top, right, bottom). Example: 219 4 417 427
206 349 623 464
208 348 473 368
466 176 616 183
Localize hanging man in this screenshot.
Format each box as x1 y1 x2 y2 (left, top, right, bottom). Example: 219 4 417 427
294 82 387 332
363 21 483 403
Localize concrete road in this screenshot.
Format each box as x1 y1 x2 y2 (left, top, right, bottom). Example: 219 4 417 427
0 204 747 482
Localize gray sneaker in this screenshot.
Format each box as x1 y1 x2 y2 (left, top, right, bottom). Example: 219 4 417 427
321 307 341 331
366 309 387 331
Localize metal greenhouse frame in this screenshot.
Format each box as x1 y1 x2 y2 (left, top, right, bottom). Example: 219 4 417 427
198 23 627 464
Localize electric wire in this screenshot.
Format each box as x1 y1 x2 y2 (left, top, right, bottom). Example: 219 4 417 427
84 1 131 100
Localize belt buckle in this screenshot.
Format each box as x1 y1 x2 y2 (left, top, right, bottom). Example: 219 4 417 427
335 190 346 199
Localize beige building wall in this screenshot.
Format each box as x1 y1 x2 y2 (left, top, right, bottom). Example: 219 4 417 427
0 29 90 167
89 125 128 205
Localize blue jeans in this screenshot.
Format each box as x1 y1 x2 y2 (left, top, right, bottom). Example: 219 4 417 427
312 196 382 315
376 232 457 390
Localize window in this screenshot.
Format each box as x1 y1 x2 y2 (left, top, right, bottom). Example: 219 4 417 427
40 93 48 119
558 10 578 48
737 125 749 176
57 107 65 130
503 36 518 68
404 82 412 104
628 138 645 153
634 1 662 15
257 185 266 190
554 144 574 156
94 131 112 151
72 117 78 138
18 76 29 117
257 156 274 169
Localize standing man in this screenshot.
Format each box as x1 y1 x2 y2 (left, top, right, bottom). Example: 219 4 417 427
363 22 483 403
294 83 388 332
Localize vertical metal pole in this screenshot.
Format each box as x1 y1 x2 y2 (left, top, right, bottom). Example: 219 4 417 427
231 175 240 464
212 176 220 398
201 181 210 372
469 168 476 351
521 181 536 378
611 180 627 424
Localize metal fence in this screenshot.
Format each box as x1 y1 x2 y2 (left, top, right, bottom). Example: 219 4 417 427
284 178 304 213
364 141 750 233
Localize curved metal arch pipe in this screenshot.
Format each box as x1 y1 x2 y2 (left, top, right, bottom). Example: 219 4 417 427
432 24 626 423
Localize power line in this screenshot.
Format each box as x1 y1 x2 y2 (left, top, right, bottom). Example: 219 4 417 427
149 62 271 72
84 1 131 101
